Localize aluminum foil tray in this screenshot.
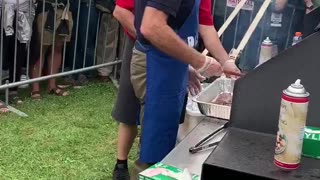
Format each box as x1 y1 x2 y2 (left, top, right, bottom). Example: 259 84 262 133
193 77 235 120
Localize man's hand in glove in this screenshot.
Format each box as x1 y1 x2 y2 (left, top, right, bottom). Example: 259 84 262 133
222 60 241 79
196 56 223 78
188 66 206 96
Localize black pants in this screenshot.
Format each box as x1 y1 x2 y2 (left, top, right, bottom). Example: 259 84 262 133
3 35 26 91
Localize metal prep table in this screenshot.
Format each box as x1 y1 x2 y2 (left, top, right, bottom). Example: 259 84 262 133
161 113 228 176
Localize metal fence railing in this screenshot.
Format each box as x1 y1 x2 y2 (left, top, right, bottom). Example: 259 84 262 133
0 0 123 115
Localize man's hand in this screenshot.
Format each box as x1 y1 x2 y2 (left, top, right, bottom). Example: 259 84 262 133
222 60 241 79
197 56 223 78
113 6 136 38
188 66 205 96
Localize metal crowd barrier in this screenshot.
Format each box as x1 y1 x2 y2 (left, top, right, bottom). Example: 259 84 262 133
0 0 122 115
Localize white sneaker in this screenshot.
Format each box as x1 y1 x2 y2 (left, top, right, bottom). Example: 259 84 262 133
19 75 29 89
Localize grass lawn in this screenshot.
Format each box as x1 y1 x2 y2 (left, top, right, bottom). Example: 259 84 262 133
0 81 137 179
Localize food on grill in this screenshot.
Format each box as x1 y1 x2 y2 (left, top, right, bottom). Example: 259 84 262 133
212 92 233 106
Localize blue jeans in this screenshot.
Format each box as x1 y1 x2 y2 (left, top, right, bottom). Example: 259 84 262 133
214 0 305 71
65 1 99 78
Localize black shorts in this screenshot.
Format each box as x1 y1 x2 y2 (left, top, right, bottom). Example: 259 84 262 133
112 37 140 125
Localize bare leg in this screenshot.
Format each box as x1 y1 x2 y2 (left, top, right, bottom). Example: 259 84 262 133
117 123 138 160
31 45 48 99
113 123 137 180
47 43 68 96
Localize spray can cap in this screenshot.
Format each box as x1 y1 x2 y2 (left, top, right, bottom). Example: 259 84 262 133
263 37 272 45
284 79 309 98
295 32 302 37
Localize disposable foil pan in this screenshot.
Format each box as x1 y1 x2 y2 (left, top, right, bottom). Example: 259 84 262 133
193 77 235 120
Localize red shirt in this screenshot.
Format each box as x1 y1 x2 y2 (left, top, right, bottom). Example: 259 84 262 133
116 0 135 40
115 0 214 39
116 0 134 12
199 0 214 26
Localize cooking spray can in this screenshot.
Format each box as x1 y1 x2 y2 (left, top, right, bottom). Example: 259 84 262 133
259 37 273 65
274 79 309 170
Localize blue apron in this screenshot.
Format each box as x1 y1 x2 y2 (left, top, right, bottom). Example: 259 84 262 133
140 0 201 163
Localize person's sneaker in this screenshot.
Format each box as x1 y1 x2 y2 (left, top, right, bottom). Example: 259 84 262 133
96 0 115 13
19 75 29 89
98 75 111 82
112 164 130 180
57 75 75 89
73 74 89 89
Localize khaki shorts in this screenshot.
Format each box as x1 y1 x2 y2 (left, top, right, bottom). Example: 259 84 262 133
36 9 73 46
131 47 146 103
130 47 147 122
130 47 187 124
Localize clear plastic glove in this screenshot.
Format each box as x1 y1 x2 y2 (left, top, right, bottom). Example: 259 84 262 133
222 60 241 79
189 66 205 96
197 56 223 78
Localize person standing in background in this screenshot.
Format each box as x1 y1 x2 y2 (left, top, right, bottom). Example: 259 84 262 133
110 0 140 179
30 0 73 100
96 0 125 82
63 0 99 88
2 0 35 104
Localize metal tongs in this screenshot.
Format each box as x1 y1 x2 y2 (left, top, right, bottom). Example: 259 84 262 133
189 122 229 154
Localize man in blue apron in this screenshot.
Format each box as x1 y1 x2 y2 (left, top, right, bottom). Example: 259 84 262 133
135 0 241 165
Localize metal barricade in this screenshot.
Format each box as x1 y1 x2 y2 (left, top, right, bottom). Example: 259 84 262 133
0 0 122 115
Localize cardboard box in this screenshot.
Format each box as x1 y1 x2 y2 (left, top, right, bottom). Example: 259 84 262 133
139 163 200 180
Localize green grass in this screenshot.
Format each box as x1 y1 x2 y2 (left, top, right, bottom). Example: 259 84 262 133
0 82 137 179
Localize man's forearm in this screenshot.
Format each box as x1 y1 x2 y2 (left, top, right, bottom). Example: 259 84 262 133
113 6 136 38
140 7 205 69
199 25 229 65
